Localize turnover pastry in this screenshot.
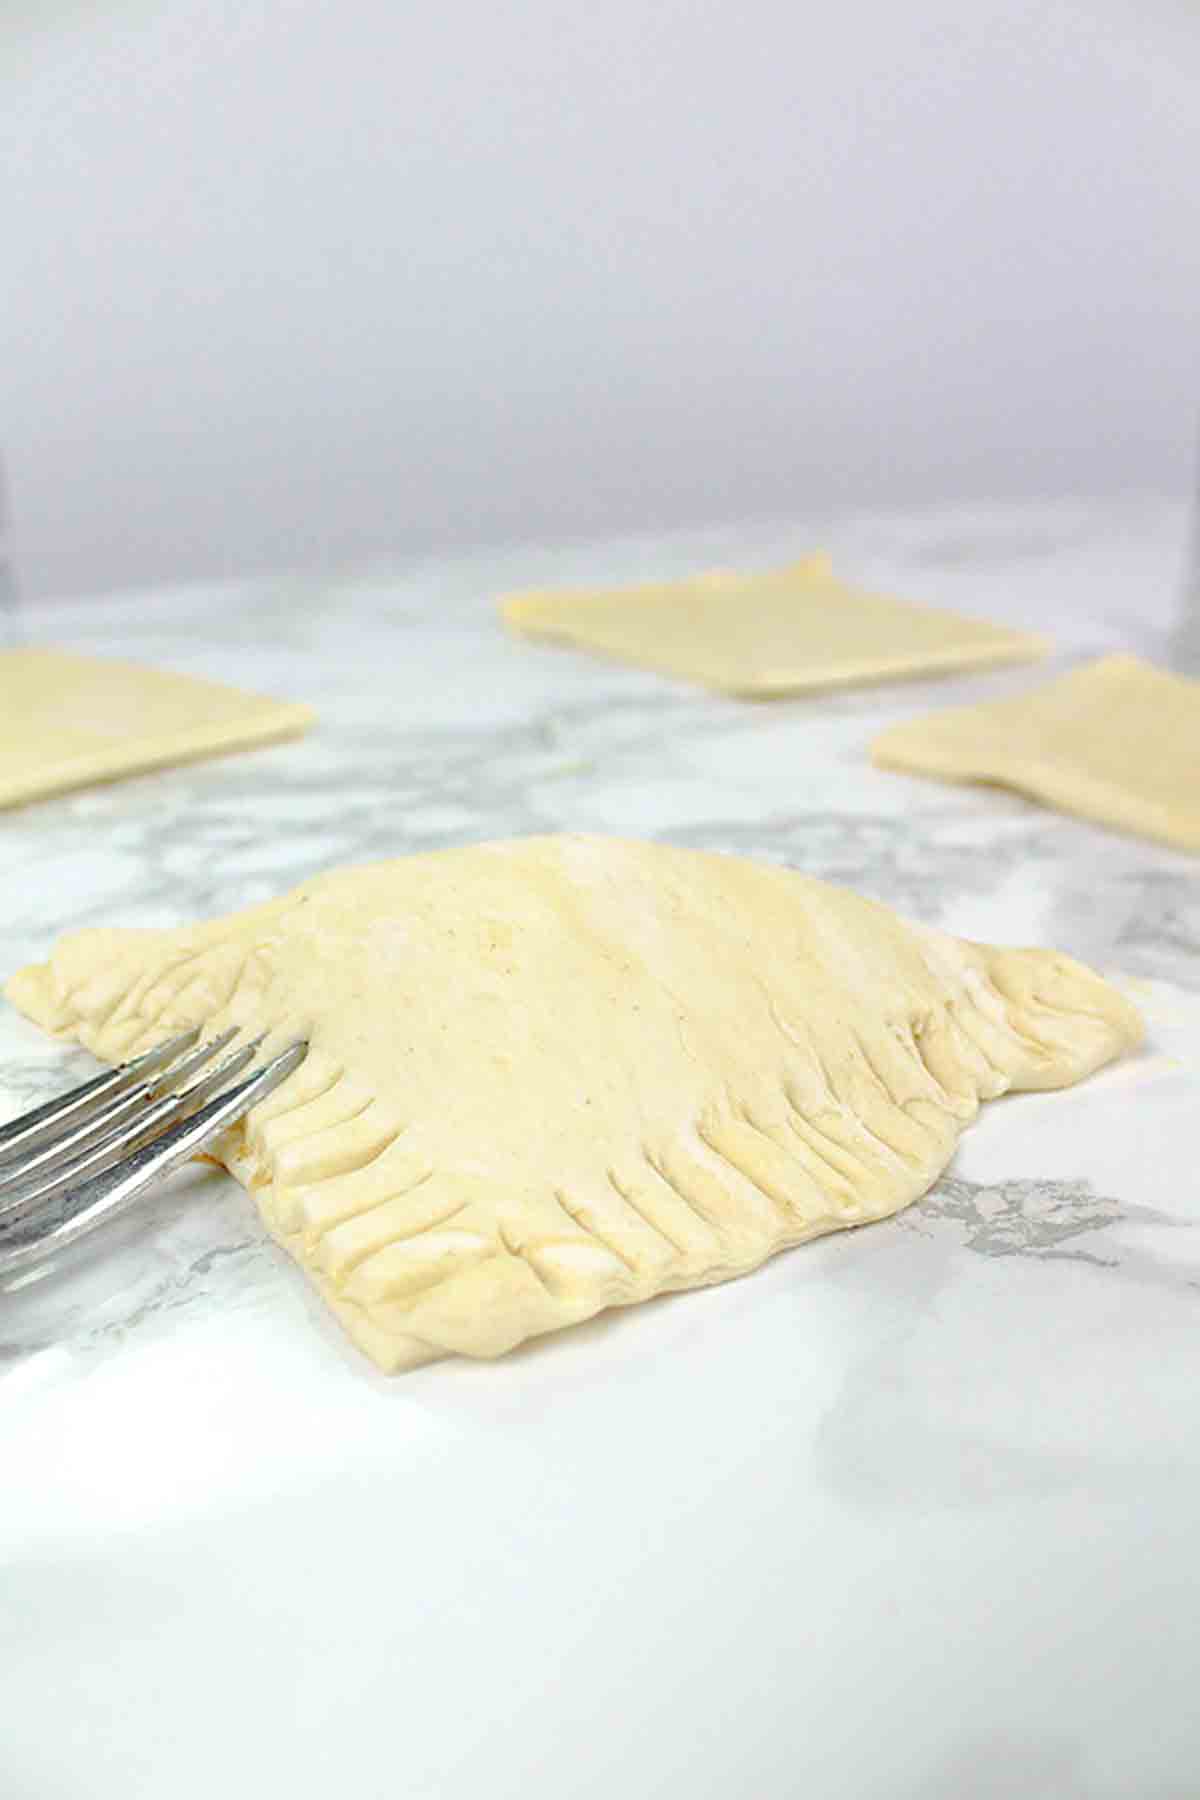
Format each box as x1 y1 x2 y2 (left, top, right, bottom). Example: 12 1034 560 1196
6 836 1141 1370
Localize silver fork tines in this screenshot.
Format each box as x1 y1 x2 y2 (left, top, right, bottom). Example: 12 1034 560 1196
0 1026 243 1202
0 1028 201 1166
0 1033 308 1282
0 1028 261 1218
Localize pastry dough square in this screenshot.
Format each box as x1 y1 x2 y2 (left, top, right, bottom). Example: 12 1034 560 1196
0 647 314 810
872 655 1200 853
6 836 1141 1373
500 554 1047 696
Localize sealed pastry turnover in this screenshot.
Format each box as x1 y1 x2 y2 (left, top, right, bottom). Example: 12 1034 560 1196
6 836 1141 1371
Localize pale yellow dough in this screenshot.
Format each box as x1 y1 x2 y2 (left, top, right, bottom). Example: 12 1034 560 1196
0 648 314 809
501 554 1047 696
873 655 1200 854
6 836 1141 1372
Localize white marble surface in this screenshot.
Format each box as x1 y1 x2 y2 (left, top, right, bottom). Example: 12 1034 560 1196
2 498 1199 1800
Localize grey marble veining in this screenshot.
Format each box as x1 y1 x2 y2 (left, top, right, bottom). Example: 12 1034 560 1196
2 493 1196 1377
1 497 1198 1800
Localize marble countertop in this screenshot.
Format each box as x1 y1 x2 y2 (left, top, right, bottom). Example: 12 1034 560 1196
2 498 1198 1799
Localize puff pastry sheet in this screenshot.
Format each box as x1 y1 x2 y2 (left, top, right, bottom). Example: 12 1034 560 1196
0 647 314 809
873 655 1200 853
501 555 1047 695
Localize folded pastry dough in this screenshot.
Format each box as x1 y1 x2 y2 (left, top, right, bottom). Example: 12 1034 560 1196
501 555 1047 696
0 647 314 809
6 836 1141 1371
873 655 1200 853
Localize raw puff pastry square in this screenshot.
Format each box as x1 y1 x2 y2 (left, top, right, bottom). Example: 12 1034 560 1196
6 836 1141 1372
0 647 314 809
873 655 1200 853
501 554 1047 696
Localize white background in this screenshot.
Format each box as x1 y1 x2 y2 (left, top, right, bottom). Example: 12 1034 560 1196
4 0 1199 602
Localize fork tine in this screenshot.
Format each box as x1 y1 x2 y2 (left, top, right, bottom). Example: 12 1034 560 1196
0 1032 265 1224
0 1040 308 1281
143 1026 245 1095
0 1028 200 1166
0 1027 240 1198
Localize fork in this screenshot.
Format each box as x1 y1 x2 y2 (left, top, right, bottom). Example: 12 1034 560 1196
0 1029 307 1281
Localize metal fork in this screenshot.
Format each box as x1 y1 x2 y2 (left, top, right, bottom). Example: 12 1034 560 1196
0 1029 307 1281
